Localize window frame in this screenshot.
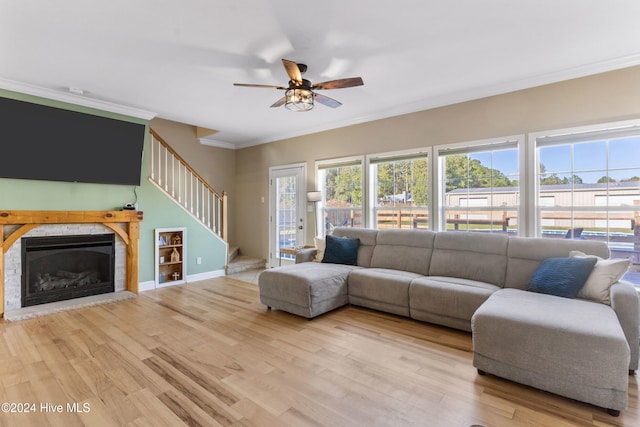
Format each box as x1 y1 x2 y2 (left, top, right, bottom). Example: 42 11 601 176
366 147 432 230
528 119 640 238
315 155 366 236
434 135 526 234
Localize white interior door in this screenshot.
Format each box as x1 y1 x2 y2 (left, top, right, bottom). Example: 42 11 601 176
269 164 306 267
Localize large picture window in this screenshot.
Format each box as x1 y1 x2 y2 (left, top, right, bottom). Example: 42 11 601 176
437 138 522 233
369 152 429 229
534 125 640 281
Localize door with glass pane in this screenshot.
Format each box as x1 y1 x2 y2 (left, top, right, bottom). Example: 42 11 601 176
269 164 306 267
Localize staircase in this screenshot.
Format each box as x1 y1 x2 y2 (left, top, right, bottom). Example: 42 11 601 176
149 129 227 240
149 129 265 275
226 245 266 275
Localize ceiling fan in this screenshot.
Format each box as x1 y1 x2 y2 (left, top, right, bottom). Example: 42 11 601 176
233 58 364 112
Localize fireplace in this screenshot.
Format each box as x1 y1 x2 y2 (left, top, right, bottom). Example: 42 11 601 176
21 234 115 307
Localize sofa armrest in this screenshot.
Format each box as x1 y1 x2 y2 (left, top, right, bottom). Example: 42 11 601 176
610 280 640 371
295 248 318 263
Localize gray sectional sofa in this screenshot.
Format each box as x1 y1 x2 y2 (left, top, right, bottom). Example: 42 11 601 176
258 227 639 415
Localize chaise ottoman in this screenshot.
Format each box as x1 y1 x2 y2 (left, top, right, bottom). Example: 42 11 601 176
471 288 630 415
258 263 357 318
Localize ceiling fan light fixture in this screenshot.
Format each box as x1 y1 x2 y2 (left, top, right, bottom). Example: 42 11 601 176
234 59 362 110
284 88 314 112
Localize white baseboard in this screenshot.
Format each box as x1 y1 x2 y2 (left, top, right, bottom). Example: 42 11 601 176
138 280 156 292
138 269 226 292
187 269 226 283
156 280 186 289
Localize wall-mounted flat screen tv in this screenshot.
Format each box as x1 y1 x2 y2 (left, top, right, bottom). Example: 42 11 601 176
0 96 146 186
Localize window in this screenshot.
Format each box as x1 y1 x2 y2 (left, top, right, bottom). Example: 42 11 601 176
437 137 522 233
368 152 429 229
533 124 640 284
316 157 364 236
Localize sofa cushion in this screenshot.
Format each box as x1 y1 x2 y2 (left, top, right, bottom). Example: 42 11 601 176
348 268 422 316
322 235 360 265
570 250 630 305
429 232 508 286
527 256 597 298
409 276 500 331
369 229 435 275
333 227 378 267
505 237 609 290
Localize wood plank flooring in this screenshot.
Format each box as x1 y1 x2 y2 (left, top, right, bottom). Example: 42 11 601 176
0 277 637 426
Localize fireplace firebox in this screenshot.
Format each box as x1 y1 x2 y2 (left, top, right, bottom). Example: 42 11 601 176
21 234 115 307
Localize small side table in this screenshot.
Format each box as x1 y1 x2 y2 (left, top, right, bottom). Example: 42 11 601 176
279 245 315 266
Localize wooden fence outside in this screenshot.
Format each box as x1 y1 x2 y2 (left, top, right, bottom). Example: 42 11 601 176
324 207 640 236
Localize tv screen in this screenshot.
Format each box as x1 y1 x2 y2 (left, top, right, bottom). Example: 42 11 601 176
0 96 146 186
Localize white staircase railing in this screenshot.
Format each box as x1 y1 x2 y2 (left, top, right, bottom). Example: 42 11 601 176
149 128 227 241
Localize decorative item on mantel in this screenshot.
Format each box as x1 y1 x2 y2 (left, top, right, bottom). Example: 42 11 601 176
171 247 180 263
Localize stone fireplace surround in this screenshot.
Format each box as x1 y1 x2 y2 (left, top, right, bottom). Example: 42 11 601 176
0 210 142 318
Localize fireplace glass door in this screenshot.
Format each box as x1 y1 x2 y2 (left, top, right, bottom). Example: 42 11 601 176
21 234 115 307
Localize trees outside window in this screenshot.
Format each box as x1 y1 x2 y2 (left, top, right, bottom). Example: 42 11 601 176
317 160 363 235
370 155 429 229
313 124 640 284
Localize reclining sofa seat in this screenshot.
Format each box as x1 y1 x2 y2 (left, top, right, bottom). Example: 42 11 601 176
348 228 435 316
500 235 639 369
257 227 377 318
471 236 638 414
322 229 513 331
258 227 640 415
410 231 508 331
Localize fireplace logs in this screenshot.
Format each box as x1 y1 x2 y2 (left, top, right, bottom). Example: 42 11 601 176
35 270 100 292
22 234 115 307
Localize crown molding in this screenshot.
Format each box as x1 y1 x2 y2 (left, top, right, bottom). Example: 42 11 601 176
0 78 157 120
233 53 640 149
199 136 237 150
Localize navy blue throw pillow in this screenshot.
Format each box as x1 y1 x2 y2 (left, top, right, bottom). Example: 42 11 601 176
527 256 597 298
321 235 360 265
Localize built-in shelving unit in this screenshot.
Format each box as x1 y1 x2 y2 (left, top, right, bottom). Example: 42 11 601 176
155 227 186 287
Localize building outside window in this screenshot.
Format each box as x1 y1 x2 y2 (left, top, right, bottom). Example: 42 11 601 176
533 123 640 283
437 137 522 234
313 124 640 286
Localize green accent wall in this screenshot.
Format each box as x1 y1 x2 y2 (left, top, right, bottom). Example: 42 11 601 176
0 89 227 284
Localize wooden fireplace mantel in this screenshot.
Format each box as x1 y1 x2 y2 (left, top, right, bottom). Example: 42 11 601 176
0 210 143 317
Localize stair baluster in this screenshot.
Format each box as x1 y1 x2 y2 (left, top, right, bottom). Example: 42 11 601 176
148 129 227 241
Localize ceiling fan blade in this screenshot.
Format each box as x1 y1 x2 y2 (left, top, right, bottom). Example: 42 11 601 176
315 93 342 108
234 83 287 89
270 97 287 108
312 77 364 90
282 59 302 85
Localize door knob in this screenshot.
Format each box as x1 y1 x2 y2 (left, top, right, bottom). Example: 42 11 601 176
298 226 303 229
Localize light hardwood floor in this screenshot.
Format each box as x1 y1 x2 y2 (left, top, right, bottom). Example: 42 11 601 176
0 277 637 426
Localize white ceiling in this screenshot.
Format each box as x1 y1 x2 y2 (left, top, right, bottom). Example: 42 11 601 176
1 0 639 149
